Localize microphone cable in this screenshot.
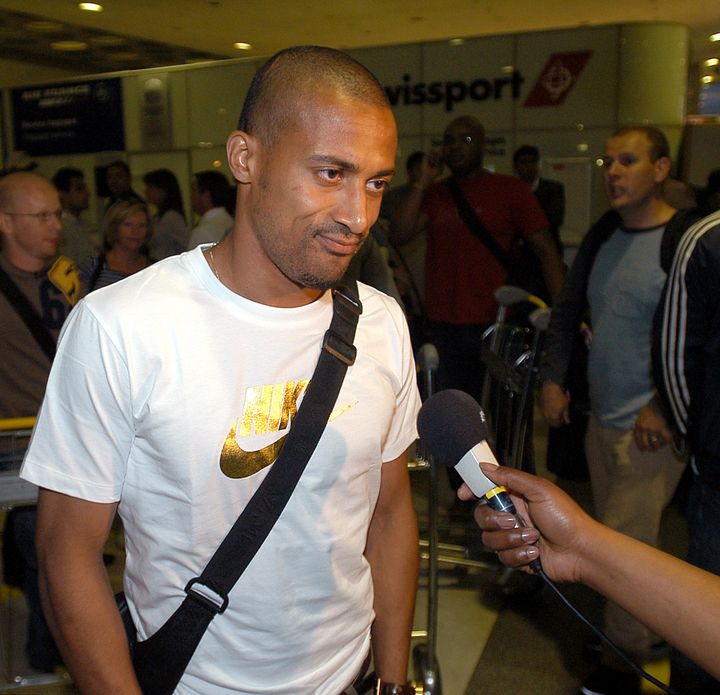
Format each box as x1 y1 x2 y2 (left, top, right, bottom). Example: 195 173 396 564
532 563 679 695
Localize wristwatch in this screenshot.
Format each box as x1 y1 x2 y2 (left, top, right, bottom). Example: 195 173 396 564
375 680 415 695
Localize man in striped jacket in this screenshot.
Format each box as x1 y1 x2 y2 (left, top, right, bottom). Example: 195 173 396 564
656 208 720 695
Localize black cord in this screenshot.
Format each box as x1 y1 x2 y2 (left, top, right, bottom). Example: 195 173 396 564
535 565 679 694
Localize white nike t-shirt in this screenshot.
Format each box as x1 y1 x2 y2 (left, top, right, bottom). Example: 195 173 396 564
22 246 421 694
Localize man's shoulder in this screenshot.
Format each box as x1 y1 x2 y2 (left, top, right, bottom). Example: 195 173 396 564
676 209 720 260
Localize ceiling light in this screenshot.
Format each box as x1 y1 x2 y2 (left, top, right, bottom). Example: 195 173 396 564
705 58 719 67
78 2 103 11
711 33 720 42
702 75 714 84
233 42 252 51
449 38 464 46
577 143 589 152
51 40 88 51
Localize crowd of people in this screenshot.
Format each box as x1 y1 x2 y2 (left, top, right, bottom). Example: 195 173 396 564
0 42 719 695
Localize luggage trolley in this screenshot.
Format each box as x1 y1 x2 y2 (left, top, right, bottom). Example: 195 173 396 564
0 417 71 691
411 286 551 671
479 285 550 472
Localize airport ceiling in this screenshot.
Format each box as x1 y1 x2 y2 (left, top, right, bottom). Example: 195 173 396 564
0 0 718 79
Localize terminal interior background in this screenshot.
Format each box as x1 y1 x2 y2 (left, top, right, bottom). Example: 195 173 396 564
0 1 719 693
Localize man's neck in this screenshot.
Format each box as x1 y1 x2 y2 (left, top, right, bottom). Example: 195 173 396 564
1 248 46 273
452 166 486 182
211 234 324 308
620 197 676 229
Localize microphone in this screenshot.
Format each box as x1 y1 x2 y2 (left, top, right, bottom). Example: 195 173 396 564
417 389 542 571
417 389 518 513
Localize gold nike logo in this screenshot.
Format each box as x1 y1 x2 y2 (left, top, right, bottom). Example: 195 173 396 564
219 380 356 479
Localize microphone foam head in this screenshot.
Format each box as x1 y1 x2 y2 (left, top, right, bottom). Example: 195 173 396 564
417 389 489 466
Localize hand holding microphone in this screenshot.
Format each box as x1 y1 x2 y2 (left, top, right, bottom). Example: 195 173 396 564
417 389 541 570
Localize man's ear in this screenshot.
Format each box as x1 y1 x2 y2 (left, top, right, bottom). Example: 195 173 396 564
227 131 257 184
654 156 672 183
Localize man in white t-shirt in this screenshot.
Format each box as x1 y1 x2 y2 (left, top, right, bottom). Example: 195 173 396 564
22 46 420 695
187 170 234 249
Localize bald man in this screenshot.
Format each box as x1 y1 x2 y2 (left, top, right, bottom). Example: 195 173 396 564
0 172 80 672
391 116 564 414
23 47 420 694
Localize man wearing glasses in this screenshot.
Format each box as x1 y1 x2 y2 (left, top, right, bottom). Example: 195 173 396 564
0 171 79 674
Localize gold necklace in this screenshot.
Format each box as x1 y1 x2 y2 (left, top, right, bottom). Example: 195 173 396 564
208 244 221 282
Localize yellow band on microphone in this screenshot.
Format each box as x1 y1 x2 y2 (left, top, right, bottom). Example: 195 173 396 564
485 485 508 500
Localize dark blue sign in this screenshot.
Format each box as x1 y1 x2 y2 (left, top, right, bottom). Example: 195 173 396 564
12 78 124 156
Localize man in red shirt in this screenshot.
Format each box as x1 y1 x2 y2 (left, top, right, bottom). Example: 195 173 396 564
391 116 564 405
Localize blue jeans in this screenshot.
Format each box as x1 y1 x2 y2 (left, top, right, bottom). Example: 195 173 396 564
670 476 720 694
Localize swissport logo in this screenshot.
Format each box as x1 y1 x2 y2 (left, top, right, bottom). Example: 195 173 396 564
523 50 593 107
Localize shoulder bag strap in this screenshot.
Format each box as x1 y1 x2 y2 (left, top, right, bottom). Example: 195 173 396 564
0 265 56 361
446 177 513 271
131 281 362 695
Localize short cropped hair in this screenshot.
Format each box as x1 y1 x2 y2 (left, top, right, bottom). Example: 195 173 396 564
612 126 670 162
52 167 84 192
238 45 389 148
194 170 231 208
513 145 540 166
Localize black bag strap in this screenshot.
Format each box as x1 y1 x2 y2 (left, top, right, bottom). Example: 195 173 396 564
0 265 56 361
131 281 362 695
446 177 513 271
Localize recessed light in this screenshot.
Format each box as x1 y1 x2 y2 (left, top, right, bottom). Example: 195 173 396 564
79 2 103 11
577 143 589 152
705 58 719 67
702 75 714 84
710 32 720 42
449 38 464 46
233 42 252 51
51 40 88 52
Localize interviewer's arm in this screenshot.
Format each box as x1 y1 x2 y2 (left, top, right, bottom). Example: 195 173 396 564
465 465 720 679
365 450 419 683
37 489 142 694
